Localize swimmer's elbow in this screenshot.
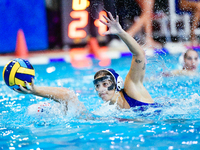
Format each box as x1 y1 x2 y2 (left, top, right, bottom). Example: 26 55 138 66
52 88 78 103
133 48 145 57
62 88 77 101
140 48 145 56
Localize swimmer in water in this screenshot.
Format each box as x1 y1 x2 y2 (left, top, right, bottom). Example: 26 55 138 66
14 12 154 110
162 49 199 77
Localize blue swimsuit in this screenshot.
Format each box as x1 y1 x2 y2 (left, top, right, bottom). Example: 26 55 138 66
122 89 151 108
121 89 162 113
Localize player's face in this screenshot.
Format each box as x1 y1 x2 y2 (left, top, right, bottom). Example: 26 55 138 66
94 75 115 101
184 51 199 71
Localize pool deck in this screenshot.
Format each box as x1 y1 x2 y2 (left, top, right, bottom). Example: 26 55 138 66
0 40 189 67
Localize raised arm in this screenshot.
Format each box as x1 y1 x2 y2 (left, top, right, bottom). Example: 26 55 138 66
100 12 146 83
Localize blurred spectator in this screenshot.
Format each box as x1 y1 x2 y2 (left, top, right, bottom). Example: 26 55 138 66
126 0 162 49
179 0 200 46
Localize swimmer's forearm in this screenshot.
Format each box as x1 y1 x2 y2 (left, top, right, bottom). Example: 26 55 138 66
117 30 144 56
33 86 77 103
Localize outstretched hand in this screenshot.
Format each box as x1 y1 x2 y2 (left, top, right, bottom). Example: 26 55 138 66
100 12 123 35
14 78 36 94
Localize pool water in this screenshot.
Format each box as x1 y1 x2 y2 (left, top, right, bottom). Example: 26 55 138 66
1 54 200 149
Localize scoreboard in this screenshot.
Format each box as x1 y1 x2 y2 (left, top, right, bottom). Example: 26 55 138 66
61 0 108 46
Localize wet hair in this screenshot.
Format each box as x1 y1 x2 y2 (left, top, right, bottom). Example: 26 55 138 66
94 70 115 83
184 49 198 59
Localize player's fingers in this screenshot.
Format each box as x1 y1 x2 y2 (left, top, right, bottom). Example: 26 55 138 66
31 78 34 85
99 19 108 26
103 14 110 22
108 12 115 21
24 81 32 90
13 88 23 93
116 15 119 22
102 31 110 35
18 84 30 93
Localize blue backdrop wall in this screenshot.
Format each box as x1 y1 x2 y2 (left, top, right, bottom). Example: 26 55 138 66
0 0 48 53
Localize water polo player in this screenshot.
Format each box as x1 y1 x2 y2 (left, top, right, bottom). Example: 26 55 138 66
162 49 199 77
14 12 154 110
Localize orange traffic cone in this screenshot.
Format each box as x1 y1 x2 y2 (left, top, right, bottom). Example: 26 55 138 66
15 29 28 58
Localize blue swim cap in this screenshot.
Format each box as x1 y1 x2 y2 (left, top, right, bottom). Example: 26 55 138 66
96 68 124 91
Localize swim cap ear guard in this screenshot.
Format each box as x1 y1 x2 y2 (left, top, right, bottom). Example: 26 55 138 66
97 68 124 91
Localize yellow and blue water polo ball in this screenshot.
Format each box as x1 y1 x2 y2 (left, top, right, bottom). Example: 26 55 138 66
2 58 35 90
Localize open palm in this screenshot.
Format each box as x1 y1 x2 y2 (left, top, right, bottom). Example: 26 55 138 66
100 12 123 35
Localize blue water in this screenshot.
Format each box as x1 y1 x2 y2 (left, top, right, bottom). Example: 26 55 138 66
1 54 200 149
